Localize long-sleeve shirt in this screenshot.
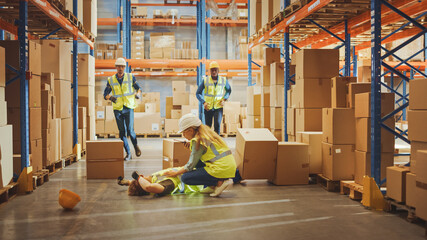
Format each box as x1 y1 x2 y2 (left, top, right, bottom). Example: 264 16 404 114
103 73 141 99
184 144 207 171
196 77 231 104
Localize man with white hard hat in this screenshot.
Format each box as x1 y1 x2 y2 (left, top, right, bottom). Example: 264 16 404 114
196 61 231 135
104 58 142 161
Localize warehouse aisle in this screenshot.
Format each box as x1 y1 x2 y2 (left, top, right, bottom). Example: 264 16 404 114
0 138 424 240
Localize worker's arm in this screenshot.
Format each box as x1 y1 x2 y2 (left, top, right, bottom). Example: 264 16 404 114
132 75 142 98
195 81 205 103
223 79 232 100
164 143 206 177
103 81 113 100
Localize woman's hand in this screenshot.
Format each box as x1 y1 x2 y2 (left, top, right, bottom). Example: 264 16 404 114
182 141 190 149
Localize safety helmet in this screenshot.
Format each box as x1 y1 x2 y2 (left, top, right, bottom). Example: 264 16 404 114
58 189 81 210
209 61 220 70
178 113 202 133
115 57 127 66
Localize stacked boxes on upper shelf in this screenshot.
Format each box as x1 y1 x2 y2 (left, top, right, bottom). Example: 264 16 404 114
172 41 199 60
150 32 175 59
131 31 145 59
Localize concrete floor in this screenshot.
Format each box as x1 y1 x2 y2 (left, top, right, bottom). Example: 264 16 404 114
0 138 425 240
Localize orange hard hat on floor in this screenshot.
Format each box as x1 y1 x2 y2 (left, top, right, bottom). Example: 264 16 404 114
59 189 81 210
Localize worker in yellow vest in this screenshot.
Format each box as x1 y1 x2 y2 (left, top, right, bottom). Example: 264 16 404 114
104 58 142 161
164 114 236 197
196 61 231 135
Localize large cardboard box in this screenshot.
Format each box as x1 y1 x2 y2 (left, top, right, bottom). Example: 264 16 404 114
294 78 331 109
270 62 284 86
0 40 41 78
0 47 5 87
331 77 357 108
87 159 124 179
354 151 394 185
247 85 261 115
134 113 161 134
83 0 97 36
61 118 73 157
78 85 95 117
270 142 309 185
173 91 189 106
296 108 322 132
261 87 270 107
264 48 280 67
355 92 395 118
172 81 186 92
416 150 427 184
78 54 95 86
270 85 284 107
261 106 271 129
294 49 339 80
30 138 43 172
166 96 173 119
416 186 427 221
87 140 123 160
236 128 278 179
386 166 410 202
40 40 72 81
322 142 355 181
355 118 395 152
406 173 417 207
322 108 355 145
409 141 427 173
299 132 323 174
408 110 427 142
78 107 87 129
0 125 13 188
270 107 282 130
409 78 427 110
54 79 72 119
249 0 262 35
165 119 179 133
96 119 105 135
247 115 261 128
287 108 296 135
261 65 271 87
4 73 41 108
162 139 191 169
346 83 371 108
261 0 274 28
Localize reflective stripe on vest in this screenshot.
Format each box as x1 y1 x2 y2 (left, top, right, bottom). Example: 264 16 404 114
204 140 232 163
203 76 227 109
108 73 136 110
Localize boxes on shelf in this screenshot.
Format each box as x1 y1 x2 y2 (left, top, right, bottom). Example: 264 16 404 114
86 140 124 179
331 77 357 108
294 49 339 80
322 142 355 181
293 78 331 109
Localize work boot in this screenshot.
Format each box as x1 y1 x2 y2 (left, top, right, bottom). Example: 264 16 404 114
124 153 132 161
135 145 141 157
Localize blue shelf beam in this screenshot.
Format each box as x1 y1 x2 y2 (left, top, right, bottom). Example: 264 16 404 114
41 27 62 40
284 0 291 142
72 0 78 147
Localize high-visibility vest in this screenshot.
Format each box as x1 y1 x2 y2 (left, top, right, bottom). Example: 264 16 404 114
151 167 203 194
108 73 136 111
190 138 236 179
203 76 227 110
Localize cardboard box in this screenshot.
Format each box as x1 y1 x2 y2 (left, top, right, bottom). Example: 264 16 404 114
0 40 41 78
134 113 161 134
40 40 72 80
296 108 322 133
354 151 394 185
86 116 96 140
299 132 323 174
52 118 61 162
405 172 416 208
261 87 270 107
223 102 240 116
86 140 123 160
83 0 97 36
322 142 355 181
87 159 124 179
54 79 72 118
409 78 427 110
173 91 189 106
96 106 105 120
294 49 339 80
61 118 73 157
0 100 6 126
287 108 296 135
331 77 357 108
162 139 191 169
78 107 87 129
78 54 95 86
408 110 427 142
166 96 173 119
224 114 240 124
96 119 105 135
78 85 95 117
172 81 186 92
322 108 355 145
415 185 427 221
270 142 309 185
0 47 4 87
386 166 410 202
104 106 119 135
261 106 270 129
416 150 427 184
357 66 371 83
294 78 331 109
165 119 179 133
247 85 261 115
235 128 278 179
30 138 43 172
226 123 240 134
346 83 371 108
261 0 274 26
355 118 395 152
5 72 41 108
270 85 284 107
261 65 271 87
249 0 262 35
171 109 182 119
145 103 157 114
0 125 13 188
264 48 280 67
409 141 427 174
270 62 284 86
355 92 395 118
270 107 282 130
247 115 261 128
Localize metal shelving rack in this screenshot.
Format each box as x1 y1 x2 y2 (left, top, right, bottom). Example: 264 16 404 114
248 0 427 186
0 0 95 172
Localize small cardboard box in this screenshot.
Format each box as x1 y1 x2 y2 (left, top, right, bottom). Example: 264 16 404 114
261 106 270 129
172 81 186 92
247 115 261 128
355 92 395 118
287 108 296 135
294 78 331 109
78 107 87 129
270 107 282 130
355 117 395 152
331 77 357 108
261 65 271 86
270 62 284 86
295 108 322 133
262 86 270 107
322 142 355 181
236 128 278 179
264 48 281 67
408 110 427 142
171 109 182 119
322 108 355 145
416 150 427 184
294 49 339 80
87 159 124 179
247 85 261 116
386 166 410 202
409 78 427 110
172 91 189 106
269 142 309 185
163 139 191 169
164 119 179 133
299 132 323 174
346 83 371 108
86 140 123 160
270 85 284 107
223 102 241 116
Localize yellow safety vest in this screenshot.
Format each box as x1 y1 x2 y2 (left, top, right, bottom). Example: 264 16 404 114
190 138 236 179
151 167 203 194
108 73 137 111
204 76 227 110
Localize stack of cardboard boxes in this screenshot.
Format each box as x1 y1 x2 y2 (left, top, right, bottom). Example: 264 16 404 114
83 0 97 37
223 102 241 135
94 43 119 60
131 6 147 18
131 31 145 59
0 46 14 188
78 107 87 154
1 41 43 172
78 53 96 144
134 92 162 135
247 85 261 128
172 42 199 60
150 32 175 59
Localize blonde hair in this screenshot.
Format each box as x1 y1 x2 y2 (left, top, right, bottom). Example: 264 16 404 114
194 124 227 150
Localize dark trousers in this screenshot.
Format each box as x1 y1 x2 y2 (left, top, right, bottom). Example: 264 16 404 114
114 107 138 155
204 108 223 135
181 161 222 186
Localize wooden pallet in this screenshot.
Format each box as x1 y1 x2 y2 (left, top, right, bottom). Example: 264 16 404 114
47 0 65 15
136 134 162 138
222 133 237 138
183 68 197 72
150 68 174 72
63 154 77 166
237 16 248 20
133 15 148 18
0 182 19 206
153 15 165 19
283 1 303 18
385 197 420 223
81 150 86 158
270 13 284 28
32 169 50 189
166 133 183 138
180 15 197 20
64 10 79 27
340 181 364 200
45 159 64 175
316 174 340 192
212 16 231 20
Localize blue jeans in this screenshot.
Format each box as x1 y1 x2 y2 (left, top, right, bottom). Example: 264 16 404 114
114 107 138 155
204 108 223 135
181 167 223 187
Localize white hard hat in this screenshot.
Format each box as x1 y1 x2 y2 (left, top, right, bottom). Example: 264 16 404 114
178 113 202 133
115 57 127 66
